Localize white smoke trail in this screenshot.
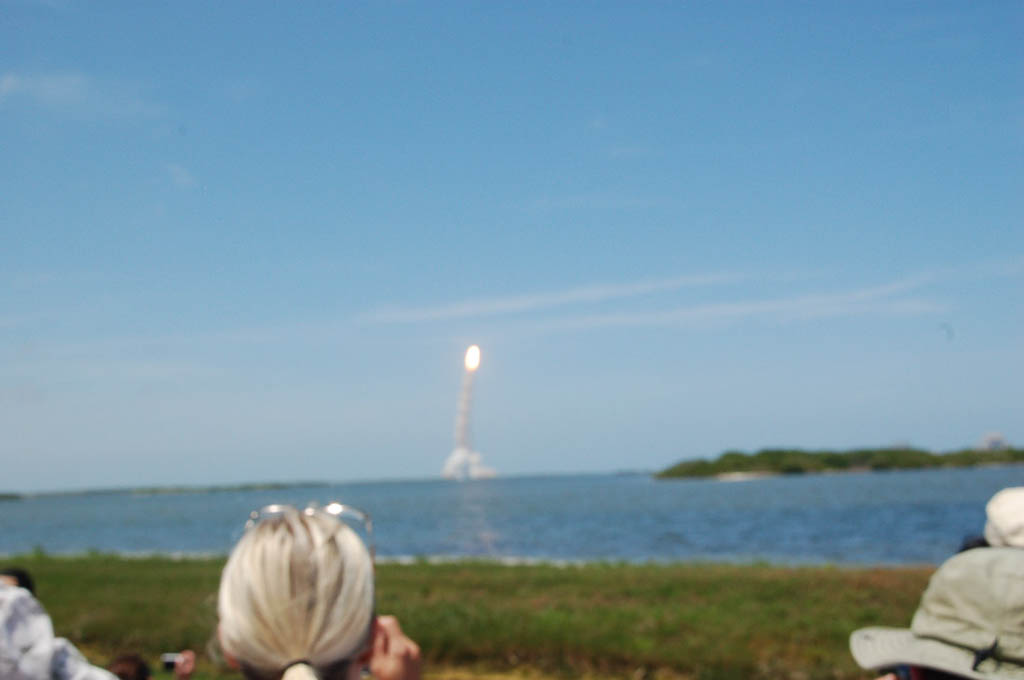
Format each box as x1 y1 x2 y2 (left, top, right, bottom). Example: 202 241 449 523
441 346 495 480
455 368 474 451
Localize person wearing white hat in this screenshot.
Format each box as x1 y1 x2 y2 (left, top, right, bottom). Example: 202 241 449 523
958 487 1024 553
984 487 1024 549
850 547 1024 680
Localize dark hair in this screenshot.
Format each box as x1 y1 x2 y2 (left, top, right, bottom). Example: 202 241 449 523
957 535 990 553
918 667 970 680
108 653 151 680
886 665 970 680
0 567 36 595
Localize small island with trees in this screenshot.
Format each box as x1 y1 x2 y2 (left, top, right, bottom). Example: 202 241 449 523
657 445 1024 479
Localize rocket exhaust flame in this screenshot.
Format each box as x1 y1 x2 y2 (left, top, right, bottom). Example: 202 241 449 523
442 345 495 480
465 345 480 372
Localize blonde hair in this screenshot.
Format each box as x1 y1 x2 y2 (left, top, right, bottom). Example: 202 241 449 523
218 507 374 680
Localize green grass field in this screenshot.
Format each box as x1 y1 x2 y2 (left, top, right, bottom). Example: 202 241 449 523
6 555 932 680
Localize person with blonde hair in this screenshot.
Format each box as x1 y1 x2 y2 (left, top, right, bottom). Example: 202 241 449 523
218 503 420 680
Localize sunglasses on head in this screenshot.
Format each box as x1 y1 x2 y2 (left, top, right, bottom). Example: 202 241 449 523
245 502 375 562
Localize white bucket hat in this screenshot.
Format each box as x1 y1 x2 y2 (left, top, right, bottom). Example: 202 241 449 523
851 548 1024 679
985 488 1024 549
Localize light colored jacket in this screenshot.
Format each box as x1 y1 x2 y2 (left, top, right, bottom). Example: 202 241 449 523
0 583 117 680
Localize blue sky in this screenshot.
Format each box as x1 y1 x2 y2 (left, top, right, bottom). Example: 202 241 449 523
2 2 1021 492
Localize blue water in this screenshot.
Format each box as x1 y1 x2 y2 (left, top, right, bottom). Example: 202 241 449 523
3 466 1022 564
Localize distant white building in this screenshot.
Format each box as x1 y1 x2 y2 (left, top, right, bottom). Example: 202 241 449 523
978 432 1010 451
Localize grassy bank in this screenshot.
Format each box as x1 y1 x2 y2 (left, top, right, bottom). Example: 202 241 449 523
657 447 1024 478
6 555 932 680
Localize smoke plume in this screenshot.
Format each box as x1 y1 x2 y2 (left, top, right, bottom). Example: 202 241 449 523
441 345 495 480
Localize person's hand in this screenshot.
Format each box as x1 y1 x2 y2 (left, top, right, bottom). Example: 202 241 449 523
368 616 421 680
173 650 195 680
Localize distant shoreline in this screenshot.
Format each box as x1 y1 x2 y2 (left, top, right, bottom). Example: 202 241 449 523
657 446 1024 479
0 480 332 501
1 471 652 499
5 451 1021 498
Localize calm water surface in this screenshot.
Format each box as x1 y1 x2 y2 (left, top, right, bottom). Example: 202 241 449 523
3 466 1022 564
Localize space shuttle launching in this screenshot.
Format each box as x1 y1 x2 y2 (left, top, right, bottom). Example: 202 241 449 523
441 345 496 480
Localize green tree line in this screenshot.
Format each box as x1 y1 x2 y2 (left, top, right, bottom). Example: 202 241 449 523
657 446 1024 478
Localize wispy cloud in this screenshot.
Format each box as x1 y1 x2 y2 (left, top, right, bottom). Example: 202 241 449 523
608 145 656 159
364 273 742 324
9 271 58 289
953 254 1024 279
166 163 196 188
223 77 265 103
0 71 161 117
364 272 948 332
527 193 658 211
0 316 24 330
1 354 211 389
10 0 71 8
541 278 943 330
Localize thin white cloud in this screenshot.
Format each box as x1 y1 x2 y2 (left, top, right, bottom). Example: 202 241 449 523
609 145 655 159
364 273 742 323
9 0 71 8
527 193 656 211
541 278 943 330
8 271 58 289
1 355 211 389
0 71 161 117
166 163 196 188
953 254 1024 279
0 316 23 330
365 272 948 332
223 77 265 103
